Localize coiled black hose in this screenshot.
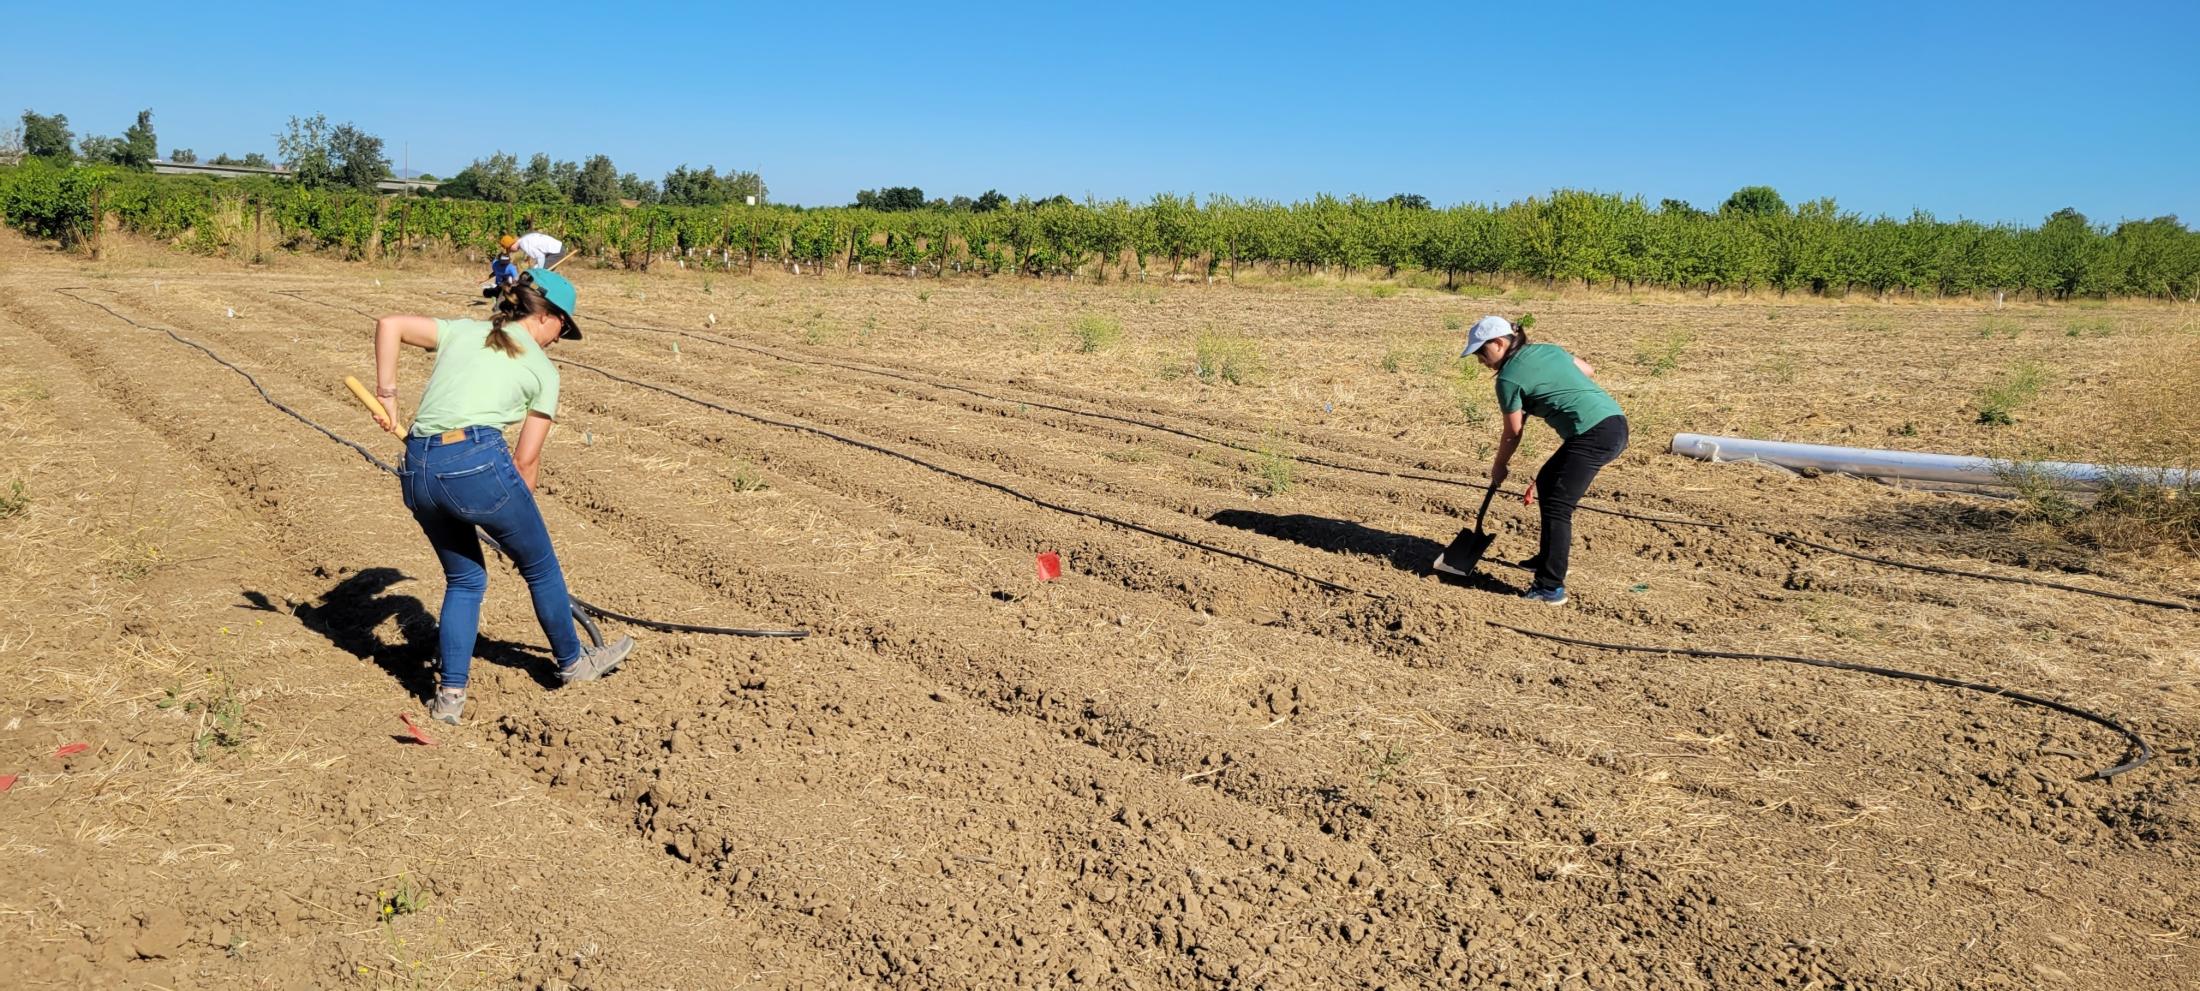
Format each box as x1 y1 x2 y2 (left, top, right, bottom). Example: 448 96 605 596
55 289 810 642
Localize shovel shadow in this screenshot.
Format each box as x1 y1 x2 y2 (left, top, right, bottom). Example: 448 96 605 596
1207 510 1524 595
245 567 561 701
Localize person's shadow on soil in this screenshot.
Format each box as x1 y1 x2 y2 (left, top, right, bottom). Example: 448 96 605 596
245 568 560 700
1208 509 1524 595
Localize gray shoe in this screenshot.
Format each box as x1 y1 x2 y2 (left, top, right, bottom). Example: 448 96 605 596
429 687 466 725
559 636 635 685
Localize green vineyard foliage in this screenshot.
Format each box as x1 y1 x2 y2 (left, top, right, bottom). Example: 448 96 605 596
4 160 2197 300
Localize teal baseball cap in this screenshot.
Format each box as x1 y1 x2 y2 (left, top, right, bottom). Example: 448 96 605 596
527 269 583 340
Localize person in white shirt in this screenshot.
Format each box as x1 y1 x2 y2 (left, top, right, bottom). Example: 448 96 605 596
499 231 567 271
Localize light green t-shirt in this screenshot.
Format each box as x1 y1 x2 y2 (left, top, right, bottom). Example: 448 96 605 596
408 319 560 437
1494 342 1624 441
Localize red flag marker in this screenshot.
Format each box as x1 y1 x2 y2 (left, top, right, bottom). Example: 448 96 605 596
53 743 88 759
1035 552 1062 582
397 713 438 746
0 774 16 793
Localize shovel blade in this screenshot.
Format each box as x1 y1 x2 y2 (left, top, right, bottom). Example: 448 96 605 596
1433 527 1494 578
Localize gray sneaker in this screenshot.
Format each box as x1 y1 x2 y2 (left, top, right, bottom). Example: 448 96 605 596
428 687 466 725
559 636 635 685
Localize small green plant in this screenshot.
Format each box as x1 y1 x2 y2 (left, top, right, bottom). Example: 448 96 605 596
729 465 769 492
2065 317 2115 338
1977 317 2023 339
1442 314 1465 331
1366 741 1410 785
1379 349 1405 373
1634 329 1692 377
0 480 27 519
917 289 932 303
1363 283 1399 299
1193 330 1262 385
699 273 715 295
187 674 250 759
1072 314 1122 354
1975 360 2049 426
109 537 162 583
1761 355 1798 383
377 875 427 919
1255 437 1295 496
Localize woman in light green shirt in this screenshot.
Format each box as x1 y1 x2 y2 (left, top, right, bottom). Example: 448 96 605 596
369 270 633 724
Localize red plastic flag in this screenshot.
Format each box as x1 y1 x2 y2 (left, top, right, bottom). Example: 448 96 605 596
1036 552 1062 582
397 713 438 746
53 743 88 758
0 774 16 793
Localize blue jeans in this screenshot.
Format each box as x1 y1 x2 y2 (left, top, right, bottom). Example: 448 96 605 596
398 426 582 688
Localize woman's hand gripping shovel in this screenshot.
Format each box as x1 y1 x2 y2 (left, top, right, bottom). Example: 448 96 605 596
1432 482 1501 579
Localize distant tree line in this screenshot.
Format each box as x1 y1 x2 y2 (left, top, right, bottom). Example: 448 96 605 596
853 187 1041 212
16 107 388 191
5 160 2194 302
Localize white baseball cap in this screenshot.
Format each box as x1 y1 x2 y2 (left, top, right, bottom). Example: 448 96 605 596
1460 315 1514 357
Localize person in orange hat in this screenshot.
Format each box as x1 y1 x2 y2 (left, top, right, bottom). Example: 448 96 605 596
500 230 566 271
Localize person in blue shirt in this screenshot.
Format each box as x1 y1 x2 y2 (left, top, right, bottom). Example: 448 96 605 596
480 255 519 298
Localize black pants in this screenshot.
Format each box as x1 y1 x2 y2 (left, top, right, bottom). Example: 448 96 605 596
1532 414 1629 591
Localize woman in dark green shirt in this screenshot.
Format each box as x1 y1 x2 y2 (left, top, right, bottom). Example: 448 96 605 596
1456 316 1628 605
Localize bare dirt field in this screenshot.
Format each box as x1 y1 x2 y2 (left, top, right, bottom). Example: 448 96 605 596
1 236 2194 990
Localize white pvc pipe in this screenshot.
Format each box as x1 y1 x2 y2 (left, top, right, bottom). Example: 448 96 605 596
1668 433 2189 491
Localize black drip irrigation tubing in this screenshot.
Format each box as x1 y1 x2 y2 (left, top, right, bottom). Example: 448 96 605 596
583 313 2195 614
551 356 1366 597
53 288 810 642
1486 621 2154 781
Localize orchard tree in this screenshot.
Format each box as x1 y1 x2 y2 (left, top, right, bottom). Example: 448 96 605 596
327 123 389 190
210 151 273 168
854 186 925 211
78 135 123 162
120 109 156 169
617 171 659 203
663 164 764 206
440 152 523 201
1384 193 1432 210
1720 185 1787 218
574 154 621 205
169 148 197 163
277 114 335 187
520 153 565 202
21 110 73 160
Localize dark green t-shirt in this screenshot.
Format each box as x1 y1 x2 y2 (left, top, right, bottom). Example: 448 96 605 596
1494 343 1624 441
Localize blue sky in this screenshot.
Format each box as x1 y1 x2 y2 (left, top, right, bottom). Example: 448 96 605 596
6 1 2193 223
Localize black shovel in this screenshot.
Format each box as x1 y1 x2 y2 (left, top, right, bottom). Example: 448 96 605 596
1432 483 1499 579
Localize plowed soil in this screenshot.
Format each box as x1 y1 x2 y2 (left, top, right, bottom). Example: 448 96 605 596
1 237 2194 990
